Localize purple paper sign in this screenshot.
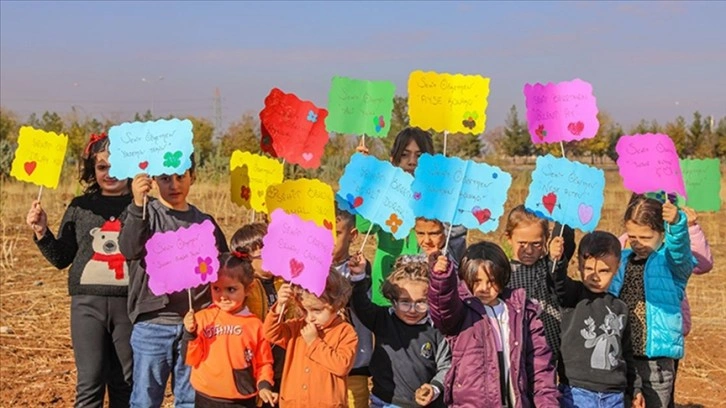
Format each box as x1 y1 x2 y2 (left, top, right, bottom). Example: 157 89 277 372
523 78 599 144
144 220 221 296
261 209 334 296
615 133 687 198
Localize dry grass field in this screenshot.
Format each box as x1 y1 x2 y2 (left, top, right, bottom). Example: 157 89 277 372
1 165 724 407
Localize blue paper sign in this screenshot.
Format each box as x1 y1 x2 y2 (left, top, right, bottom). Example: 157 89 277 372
524 155 605 232
336 153 415 239
411 154 512 233
108 118 194 179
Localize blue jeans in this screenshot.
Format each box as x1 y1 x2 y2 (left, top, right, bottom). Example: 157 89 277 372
560 385 624 408
370 394 402 408
130 322 194 408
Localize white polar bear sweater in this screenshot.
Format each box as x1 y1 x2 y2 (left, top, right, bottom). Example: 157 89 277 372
35 192 132 297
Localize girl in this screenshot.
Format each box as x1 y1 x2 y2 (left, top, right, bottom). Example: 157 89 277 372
611 196 695 407
348 254 450 408
26 133 133 407
428 242 558 407
262 269 358 408
183 252 277 407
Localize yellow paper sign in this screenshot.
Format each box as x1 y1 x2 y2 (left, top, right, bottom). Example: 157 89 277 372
265 178 336 234
408 70 491 135
230 150 284 213
10 127 69 189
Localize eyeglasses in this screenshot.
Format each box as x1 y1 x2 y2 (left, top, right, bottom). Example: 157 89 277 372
394 300 429 313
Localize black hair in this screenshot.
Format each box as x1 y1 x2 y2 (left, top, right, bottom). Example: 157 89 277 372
389 127 434 165
578 231 622 264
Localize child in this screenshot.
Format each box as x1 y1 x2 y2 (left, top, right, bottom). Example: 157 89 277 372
119 159 228 408
348 254 451 408
332 208 373 408
611 196 695 407
183 252 277 407
263 269 358 408
26 133 134 407
551 231 637 407
429 242 558 407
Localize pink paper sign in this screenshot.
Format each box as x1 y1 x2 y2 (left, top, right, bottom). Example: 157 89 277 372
261 209 334 296
615 133 687 198
144 220 221 296
523 78 599 144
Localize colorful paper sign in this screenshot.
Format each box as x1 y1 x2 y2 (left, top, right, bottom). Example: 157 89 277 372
108 118 194 179
10 126 68 189
261 209 334 296
259 88 329 169
679 158 721 211
524 155 606 232
523 79 599 144
325 76 396 137
337 153 415 239
411 154 512 233
144 220 221 296
230 150 284 212
615 133 687 198
408 70 490 135
265 178 336 233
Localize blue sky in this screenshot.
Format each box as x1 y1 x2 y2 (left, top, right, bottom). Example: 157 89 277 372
1 1 725 132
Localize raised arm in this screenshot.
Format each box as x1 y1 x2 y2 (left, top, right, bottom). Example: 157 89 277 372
428 255 466 336
662 204 695 282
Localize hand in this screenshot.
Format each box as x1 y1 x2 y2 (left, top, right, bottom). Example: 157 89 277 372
682 206 698 227
415 383 435 406
631 392 645 408
26 200 48 239
348 252 367 277
662 200 679 225
549 236 564 262
183 309 197 333
274 283 293 314
258 388 279 405
355 139 369 155
301 322 319 345
433 255 449 274
131 173 152 207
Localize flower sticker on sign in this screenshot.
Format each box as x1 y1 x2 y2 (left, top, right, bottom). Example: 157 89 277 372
679 158 721 212
229 150 284 213
108 118 194 179
337 153 415 239
265 178 336 233
411 154 512 233
325 76 396 137
144 220 221 296
408 70 491 135
259 88 329 169
523 79 599 144
10 127 68 189
615 133 687 198
524 155 605 232
261 209 334 296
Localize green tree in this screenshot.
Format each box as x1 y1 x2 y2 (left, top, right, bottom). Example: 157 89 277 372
219 113 260 157
580 111 615 163
27 111 65 134
663 116 687 156
715 117 726 159
501 105 532 162
133 110 154 122
187 116 215 167
0 108 19 178
686 111 706 157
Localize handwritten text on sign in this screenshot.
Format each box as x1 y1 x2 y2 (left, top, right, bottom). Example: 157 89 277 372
523 79 599 144
265 178 336 234
411 154 512 233
337 153 415 239
325 76 396 137
616 133 687 198
229 150 284 213
525 155 605 232
261 209 334 296
679 158 721 212
408 71 490 135
144 220 221 296
10 127 68 189
108 118 194 179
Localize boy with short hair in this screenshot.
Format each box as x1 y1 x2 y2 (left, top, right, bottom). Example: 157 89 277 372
550 230 639 408
119 162 228 408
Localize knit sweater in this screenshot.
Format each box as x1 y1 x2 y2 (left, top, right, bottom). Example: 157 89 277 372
34 192 132 297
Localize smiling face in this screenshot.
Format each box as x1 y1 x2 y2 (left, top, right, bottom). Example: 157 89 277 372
507 222 547 266
625 221 664 259
94 151 129 196
579 254 620 293
211 275 248 314
414 219 445 256
392 279 429 325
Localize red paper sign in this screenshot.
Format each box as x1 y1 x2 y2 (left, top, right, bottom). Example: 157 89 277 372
259 88 329 169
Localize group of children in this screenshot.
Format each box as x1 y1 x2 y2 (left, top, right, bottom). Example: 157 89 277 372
26 127 713 408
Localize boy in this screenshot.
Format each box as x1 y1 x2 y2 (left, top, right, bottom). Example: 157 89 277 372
119 160 228 408
550 231 639 408
333 207 374 408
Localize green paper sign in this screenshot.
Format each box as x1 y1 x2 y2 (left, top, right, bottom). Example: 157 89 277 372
325 76 395 137
679 158 721 212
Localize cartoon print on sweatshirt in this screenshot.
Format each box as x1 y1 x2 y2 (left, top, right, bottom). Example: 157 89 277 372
580 306 626 370
81 218 128 285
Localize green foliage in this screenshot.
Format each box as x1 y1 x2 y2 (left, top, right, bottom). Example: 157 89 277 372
187 116 215 167
664 116 687 156
219 113 260 158
502 105 532 161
